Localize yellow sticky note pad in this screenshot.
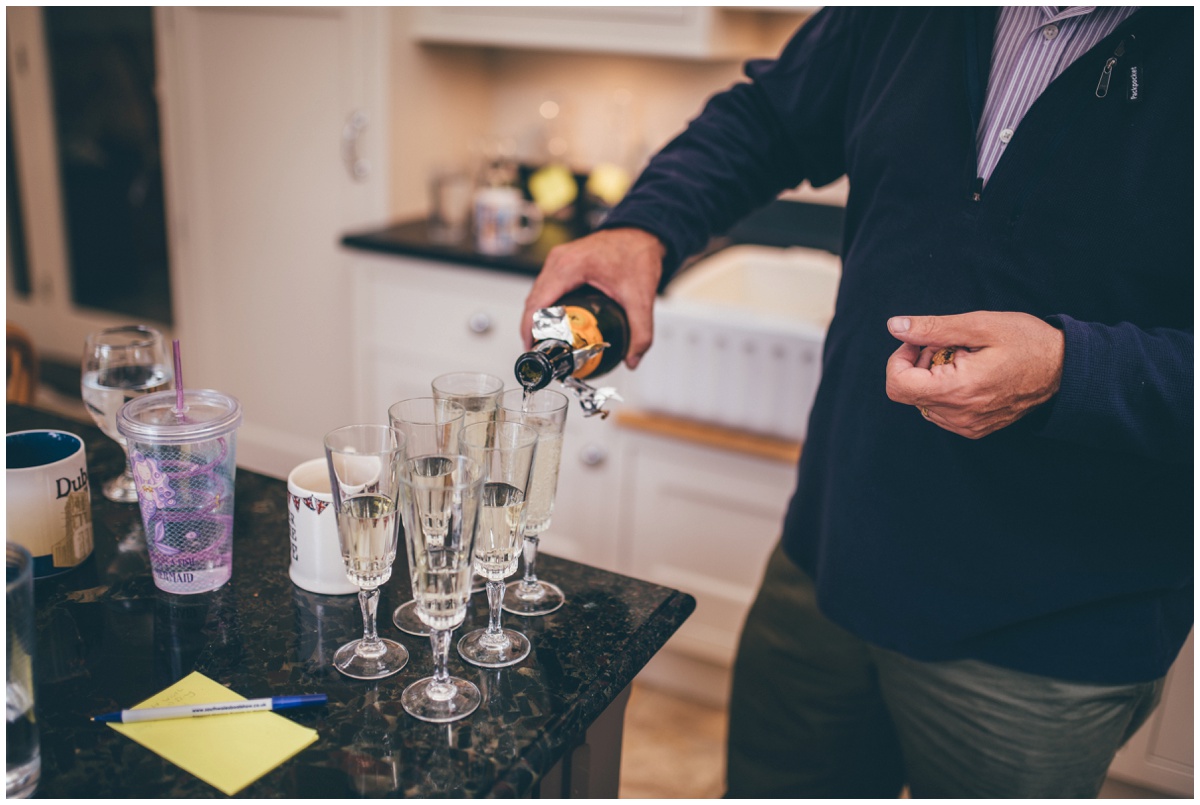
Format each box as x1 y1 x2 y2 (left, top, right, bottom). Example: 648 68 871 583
108 671 319 795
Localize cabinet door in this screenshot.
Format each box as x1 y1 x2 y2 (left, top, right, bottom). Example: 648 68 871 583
1107 630 1194 797
156 7 388 477
411 7 766 60
353 254 530 421
618 433 797 667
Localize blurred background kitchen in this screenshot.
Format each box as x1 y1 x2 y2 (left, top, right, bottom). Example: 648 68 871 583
6 7 1190 798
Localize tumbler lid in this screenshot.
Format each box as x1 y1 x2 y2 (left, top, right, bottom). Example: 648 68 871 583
117 389 242 445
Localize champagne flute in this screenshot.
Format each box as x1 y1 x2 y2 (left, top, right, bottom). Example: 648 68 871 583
457 420 538 668
397 454 484 722
81 325 173 502
431 371 504 593
497 388 569 616
324 424 408 680
387 397 465 637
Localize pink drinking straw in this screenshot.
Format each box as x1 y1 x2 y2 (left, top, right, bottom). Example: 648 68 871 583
172 339 187 417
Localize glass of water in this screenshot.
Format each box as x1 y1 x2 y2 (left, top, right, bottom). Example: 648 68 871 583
457 421 538 668
397 454 484 722
324 425 408 680
7 543 39 799
81 325 172 502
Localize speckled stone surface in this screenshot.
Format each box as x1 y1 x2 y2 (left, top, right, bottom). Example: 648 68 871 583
9 404 695 798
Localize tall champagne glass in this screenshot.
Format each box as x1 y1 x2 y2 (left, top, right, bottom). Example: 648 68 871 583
81 325 172 502
498 388 569 616
431 371 503 593
431 371 504 431
397 454 484 722
324 424 408 680
387 397 465 637
456 421 537 668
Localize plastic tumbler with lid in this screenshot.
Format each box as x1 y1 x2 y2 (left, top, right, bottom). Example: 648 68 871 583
117 389 243 594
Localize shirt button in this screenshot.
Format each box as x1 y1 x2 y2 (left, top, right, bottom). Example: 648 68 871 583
999 128 1014 144
1043 24 1060 40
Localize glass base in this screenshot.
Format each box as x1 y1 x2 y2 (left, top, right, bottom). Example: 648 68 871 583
102 470 141 503
502 579 565 617
392 600 432 637
333 638 408 680
457 627 530 668
6 754 40 799
401 676 481 723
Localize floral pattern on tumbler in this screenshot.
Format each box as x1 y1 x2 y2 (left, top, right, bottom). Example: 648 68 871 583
131 450 176 518
133 437 235 592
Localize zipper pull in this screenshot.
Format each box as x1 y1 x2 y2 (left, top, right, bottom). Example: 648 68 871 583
1096 40 1126 99
1095 57 1117 97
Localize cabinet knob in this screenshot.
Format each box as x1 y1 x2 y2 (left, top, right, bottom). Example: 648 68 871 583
467 312 492 335
579 443 607 467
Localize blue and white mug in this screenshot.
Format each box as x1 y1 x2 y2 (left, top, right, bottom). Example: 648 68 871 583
6 430 94 577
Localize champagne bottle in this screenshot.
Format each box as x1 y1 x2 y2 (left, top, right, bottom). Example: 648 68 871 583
515 285 629 417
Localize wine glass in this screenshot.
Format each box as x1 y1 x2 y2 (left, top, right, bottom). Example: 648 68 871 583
387 397 466 638
396 454 484 722
81 325 172 502
324 424 408 680
456 420 538 668
431 371 504 593
431 371 504 431
497 388 570 616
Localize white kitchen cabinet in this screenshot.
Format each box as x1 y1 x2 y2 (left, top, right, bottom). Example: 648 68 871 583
153 6 389 478
616 425 797 705
351 252 625 573
411 6 792 61
1106 630 1194 797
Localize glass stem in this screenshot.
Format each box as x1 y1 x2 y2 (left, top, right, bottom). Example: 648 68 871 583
359 588 381 648
521 534 540 587
430 628 451 687
486 580 504 637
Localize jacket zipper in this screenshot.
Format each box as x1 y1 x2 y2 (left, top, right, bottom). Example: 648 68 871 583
1095 40 1126 98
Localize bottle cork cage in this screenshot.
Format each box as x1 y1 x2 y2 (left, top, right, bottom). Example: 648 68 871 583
635 245 841 443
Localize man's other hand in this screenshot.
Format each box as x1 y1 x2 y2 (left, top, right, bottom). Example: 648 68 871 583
884 311 1065 439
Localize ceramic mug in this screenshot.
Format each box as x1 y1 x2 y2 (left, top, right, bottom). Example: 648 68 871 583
287 458 356 595
473 186 543 256
6 430 94 577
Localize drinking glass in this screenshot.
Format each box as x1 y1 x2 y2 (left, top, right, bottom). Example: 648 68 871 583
397 454 484 722
431 371 504 432
431 371 504 593
457 421 538 668
81 325 172 502
324 424 408 680
497 388 569 616
7 543 39 799
387 397 466 637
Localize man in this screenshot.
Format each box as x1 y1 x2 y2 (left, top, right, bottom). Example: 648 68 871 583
522 7 1192 798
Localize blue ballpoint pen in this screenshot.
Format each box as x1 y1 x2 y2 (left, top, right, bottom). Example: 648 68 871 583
91 694 327 724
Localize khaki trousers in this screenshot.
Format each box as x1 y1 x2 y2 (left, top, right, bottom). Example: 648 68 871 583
726 543 1163 798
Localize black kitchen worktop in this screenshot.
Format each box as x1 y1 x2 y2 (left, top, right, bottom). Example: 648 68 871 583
11 404 694 798
340 199 845 281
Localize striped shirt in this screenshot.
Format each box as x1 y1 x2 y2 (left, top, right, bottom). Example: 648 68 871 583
977 6 1137 183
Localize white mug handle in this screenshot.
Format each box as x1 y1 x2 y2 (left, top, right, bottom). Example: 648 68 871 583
515 201 544 245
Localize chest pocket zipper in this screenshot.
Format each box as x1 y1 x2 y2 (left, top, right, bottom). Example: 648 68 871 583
1095 40 1126 98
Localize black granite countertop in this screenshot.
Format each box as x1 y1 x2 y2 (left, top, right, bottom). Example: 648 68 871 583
340 199 845 282
11 404 694 798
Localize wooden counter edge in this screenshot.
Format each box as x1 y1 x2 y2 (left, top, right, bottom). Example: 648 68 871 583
614 409 802 464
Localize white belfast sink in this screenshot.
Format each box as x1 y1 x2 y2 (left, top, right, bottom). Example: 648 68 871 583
635 245 841 442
